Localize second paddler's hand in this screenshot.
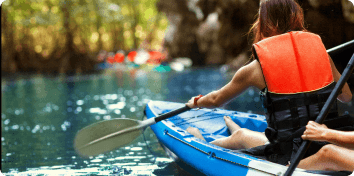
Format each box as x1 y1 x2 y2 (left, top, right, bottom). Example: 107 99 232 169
301 121 330 142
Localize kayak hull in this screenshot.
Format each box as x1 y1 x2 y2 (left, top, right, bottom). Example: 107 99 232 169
144 101 346 176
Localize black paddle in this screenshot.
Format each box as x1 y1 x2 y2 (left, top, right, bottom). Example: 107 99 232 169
74 105 190 157
284 53 354 176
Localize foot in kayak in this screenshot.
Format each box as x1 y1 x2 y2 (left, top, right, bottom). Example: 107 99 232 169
224 116 241 134
186 127 206 141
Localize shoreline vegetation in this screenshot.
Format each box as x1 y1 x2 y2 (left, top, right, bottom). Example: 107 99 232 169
1 0 168 74
1 0 354 75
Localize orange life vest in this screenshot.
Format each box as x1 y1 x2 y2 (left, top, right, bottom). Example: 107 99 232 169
250 32 340 165
253 31 334 94
127 51 137 62
114 53 125 63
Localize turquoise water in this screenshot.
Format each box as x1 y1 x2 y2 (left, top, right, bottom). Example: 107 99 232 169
2 66 353 175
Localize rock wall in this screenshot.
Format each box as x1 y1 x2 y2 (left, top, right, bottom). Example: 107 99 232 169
157 0 259 66
157 0 205 65
157 0 354 68
298 0 354 74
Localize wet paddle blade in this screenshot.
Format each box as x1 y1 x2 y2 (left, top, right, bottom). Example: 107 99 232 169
74 118 142 157
74 105 190 157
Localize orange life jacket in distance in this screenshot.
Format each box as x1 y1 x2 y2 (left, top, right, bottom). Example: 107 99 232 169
253 31 334 94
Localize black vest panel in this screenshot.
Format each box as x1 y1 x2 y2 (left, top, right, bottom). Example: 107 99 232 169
261 82 338 144
259 82 344 164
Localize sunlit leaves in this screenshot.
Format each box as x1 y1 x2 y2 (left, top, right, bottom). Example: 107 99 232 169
2 0 168 56
35 45 42 53
121 5 130 16
108 3 119 12
102 33 110 42
144 8 154 20
91 32 99 43
41 5 49 13
51 6 59 14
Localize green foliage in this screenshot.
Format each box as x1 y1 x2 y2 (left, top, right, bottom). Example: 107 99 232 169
1 0 168 55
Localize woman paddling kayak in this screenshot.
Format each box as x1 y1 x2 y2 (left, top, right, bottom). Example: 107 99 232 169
185 0 352 167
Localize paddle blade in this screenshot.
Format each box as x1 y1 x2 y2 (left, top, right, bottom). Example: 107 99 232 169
74 118 142 157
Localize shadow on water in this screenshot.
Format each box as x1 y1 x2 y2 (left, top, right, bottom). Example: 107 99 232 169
1 66 353 175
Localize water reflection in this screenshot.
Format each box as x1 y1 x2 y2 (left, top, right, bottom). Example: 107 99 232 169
2 67 353 175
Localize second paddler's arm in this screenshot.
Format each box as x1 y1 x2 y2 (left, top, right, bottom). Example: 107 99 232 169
302 121 354 149
192 60 266 108
329 55 352 103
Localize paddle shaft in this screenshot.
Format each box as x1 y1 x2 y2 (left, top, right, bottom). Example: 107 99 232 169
327 40 354 55
155 105 191 123
284 53 354 176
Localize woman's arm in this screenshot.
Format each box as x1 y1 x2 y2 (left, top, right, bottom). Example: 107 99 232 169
329 55 352 103
186 60 266 108
302 121 354 149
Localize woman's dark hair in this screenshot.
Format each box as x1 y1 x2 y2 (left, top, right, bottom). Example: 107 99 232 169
250 0 306 44
244 0 306 65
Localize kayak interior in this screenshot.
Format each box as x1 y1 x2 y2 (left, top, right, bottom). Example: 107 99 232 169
145 100 353 176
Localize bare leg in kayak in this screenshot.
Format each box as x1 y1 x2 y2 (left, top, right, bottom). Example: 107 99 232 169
297 144 354 171
186 116 268 150
186 116 238 141
223 116 241 134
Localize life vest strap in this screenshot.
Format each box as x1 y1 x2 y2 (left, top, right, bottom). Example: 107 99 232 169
268 92 332 113
275 111 339 130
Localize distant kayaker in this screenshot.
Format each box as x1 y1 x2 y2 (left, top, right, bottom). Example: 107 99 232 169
186 0 353 168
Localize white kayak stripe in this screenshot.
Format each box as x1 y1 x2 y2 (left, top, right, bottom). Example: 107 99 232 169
247 160 321 176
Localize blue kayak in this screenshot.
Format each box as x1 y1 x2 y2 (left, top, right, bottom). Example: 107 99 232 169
145 100 352 176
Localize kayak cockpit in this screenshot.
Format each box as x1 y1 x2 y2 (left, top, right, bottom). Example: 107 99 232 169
145 101 353 176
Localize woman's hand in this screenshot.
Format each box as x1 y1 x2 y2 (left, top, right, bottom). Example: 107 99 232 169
186 96 200 109
301 121 330 142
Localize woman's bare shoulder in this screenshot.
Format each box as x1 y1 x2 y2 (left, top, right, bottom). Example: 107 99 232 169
245 60 266 90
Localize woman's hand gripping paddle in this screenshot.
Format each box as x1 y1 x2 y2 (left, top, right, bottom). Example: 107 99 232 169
74 105 190 157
